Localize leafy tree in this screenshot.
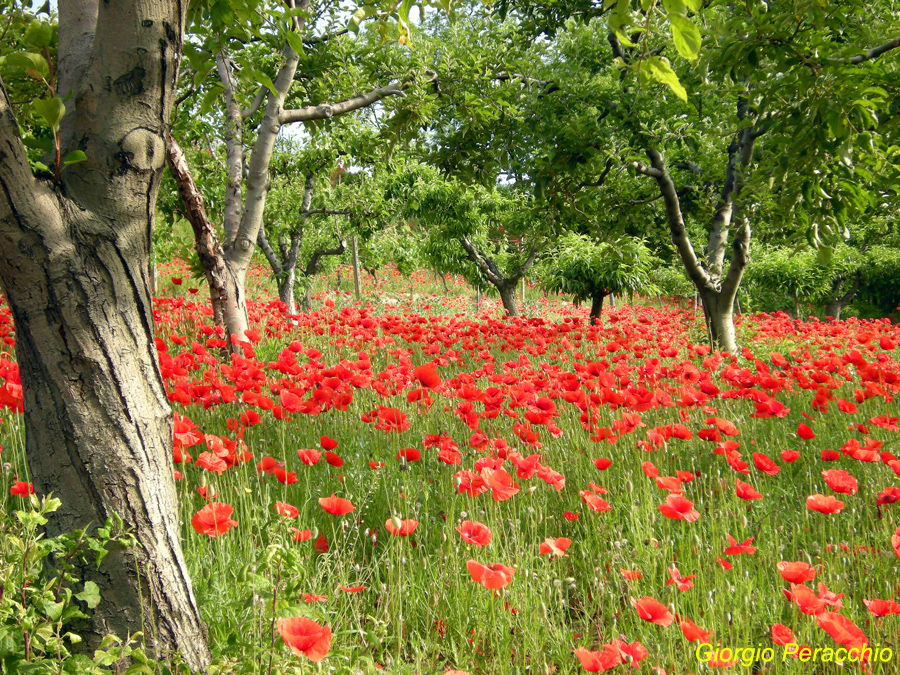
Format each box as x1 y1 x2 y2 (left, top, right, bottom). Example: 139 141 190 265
537 233 657 321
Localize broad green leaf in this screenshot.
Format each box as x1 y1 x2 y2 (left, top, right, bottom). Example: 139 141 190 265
284 30 305 56
4 51 50 78
24 20 54 48
243 68 278 97
683 0 701 10
76 581 101 609
32 96 65 133
63 150 87 166
641 56 687 101
670 14 701 60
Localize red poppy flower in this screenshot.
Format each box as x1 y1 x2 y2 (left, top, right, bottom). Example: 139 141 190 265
679 617 710 642
863 598 900 616
894 527 900 558
771 623 795 646
385 518 419 536
752 452 780 475
9 479 34 496
580 491 611 512
274 501 298 518
563 511 579 521
665 565 696 591
302 593 327 603
539 537 572 557
320 435 338 450
806 494 844 514
781 449 800 463
633 596 674 626
797 423 815 440
291 528 312 542
319 494 355 515
785 583 827 616
414 363 441 389
297 448 322 465
776 561 816 584
191 502 238 537
456 520 492 546
735 479 763 500
339 585 366 593
724 534 756 555
315 535 329 553
620 569 642 580
466 560 515 589
816 612 868 651
276 617 332 662
657 494 699 522
574 645 620 672
397 447 421 461
324 451 343 467
821 469 858 495
593 457 612 470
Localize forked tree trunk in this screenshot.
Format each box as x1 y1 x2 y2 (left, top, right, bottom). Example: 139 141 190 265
0 1 210 668
166 133 249 341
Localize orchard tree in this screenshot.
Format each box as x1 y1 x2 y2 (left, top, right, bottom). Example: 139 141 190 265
0 0 211 668
537 233 657 321
167 0 437 343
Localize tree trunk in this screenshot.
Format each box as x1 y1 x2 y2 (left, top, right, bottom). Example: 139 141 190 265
165 133 249 342
6 246 210 668
351 235 361 299
498 283 520 317
520 276 526 306
0 1 210 669
701 291 738 354
589 293 606 323
279 267 298 316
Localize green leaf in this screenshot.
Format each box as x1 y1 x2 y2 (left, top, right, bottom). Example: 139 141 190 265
76 581 101 609
683 0 701 10
32 96 66 133
4 51 50 78
669 14 701 60
243 68 278 97
63 150 87 166
24 20 54 48
284 30 305 56
641 56 687 101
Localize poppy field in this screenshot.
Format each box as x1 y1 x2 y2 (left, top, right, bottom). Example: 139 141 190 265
2 264 900 674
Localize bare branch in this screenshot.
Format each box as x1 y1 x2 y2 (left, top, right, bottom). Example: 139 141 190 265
241 85 267 119
829 37 900 64
279 83 405 124
631 161 663 178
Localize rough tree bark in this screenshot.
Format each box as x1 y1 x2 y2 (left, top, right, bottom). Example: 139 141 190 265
824 274 862 320
352 235 362 299
0 1 210 670
459 236 542 317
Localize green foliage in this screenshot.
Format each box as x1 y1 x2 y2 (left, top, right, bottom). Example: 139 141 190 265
0 494 172 673
537 233 658 305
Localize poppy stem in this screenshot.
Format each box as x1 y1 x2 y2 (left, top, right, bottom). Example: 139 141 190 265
267 558 283 675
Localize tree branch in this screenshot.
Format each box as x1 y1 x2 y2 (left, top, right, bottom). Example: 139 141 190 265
640 148 715 293
241 85 267 119
828 37 900 64
279 83 405 125
459 236 504 286
303 237 347 277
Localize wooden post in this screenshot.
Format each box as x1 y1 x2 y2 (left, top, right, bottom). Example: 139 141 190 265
351 235 361 299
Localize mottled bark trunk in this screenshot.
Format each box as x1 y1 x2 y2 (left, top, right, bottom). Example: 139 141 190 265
278 267 297 316
589 292 606 323
351 235 361 299
498 283 520 317
701 291 738 354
